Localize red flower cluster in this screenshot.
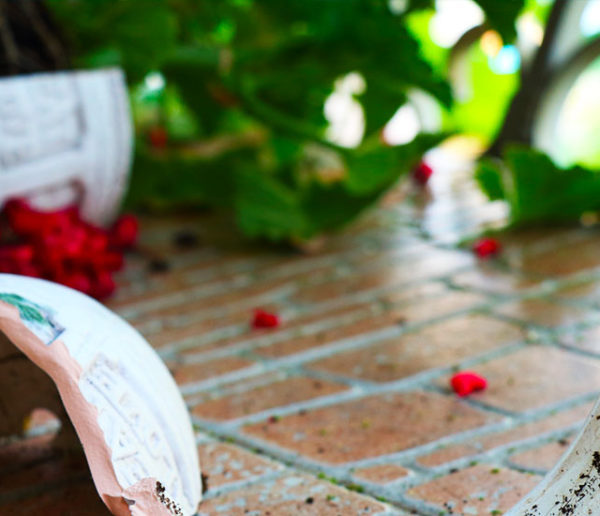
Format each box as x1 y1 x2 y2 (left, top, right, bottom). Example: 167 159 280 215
0 199 138 299
412 161 434 186
252 309 280 329
472 237 502 259
450 371 487 397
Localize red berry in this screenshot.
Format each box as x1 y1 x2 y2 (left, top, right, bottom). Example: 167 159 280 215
37 206 79 235
252 309 280 329
65 226 88 257
90 271 116 300
450 372 487 397
0 199 132 300
110 214 138 249
0 259 17 273
472 237 501 258
412 161 433 186
60 271 92 295
0 244 34 263
35 240 65 277
4 198 38 236
79 224 109 253
90 251 124 272
17 263 42 278
4 199 79 237
41 225 86 259
148 126 168 149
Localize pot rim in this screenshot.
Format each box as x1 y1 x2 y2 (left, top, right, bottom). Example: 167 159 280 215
0 66 124 82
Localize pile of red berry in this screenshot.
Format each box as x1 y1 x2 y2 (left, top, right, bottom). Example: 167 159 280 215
0 199 138 300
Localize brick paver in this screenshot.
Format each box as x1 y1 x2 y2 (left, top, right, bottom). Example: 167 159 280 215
197 442 282 489
5 165 600 515
493 298 591 328
193 376 348 421
197 474 389 515
352 464 411 484
406 465 540 515
306 314 525 383
507 437 573 473
440 346 600 413
243 391 498 464
415 401 592 468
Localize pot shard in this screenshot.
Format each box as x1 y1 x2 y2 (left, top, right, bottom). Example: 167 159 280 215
508 395 600 515
0 274 201 516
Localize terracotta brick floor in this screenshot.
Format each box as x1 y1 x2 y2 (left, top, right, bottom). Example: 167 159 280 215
4 154 600 514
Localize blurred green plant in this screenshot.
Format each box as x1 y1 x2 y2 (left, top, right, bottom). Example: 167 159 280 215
45 0 530 242
473 0 600 228
477 147 600 226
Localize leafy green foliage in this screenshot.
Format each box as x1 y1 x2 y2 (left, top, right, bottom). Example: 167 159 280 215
234 167 308 240
160 0 452 140
475 159 505 201
345 133 446 194
126 149 237 209
477 147 600 225
127 132 441 241
161 48 224 135
401 0 526 41
474 0 526 41
45 0 531 242
115 0 455 241
48 0 177 82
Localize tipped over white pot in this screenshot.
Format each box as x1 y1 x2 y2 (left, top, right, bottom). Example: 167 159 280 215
0 68 133 225
0 274 201 515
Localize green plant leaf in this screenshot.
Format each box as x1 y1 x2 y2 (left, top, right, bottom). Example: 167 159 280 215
234 167 308 240
48 0 178 82
345 133 447 194
125 148 237 209
161 47 225 135
302 183 379 234
475 158 506 201
482 147 600 225
472 0 526 41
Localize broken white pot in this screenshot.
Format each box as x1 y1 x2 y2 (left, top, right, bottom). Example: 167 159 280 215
0 274 201 516
508 397 600 515
0 68 132 225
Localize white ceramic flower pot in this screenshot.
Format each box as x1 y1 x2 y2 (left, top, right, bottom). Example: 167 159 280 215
0 68 133 225
0 274 201 516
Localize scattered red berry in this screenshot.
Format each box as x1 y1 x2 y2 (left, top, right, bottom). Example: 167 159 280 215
0 198 138 300
109 214 138 249
412 161 433 186
252 309 280 329
472 237 501 259
450 371 487 397
148 126 168 149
